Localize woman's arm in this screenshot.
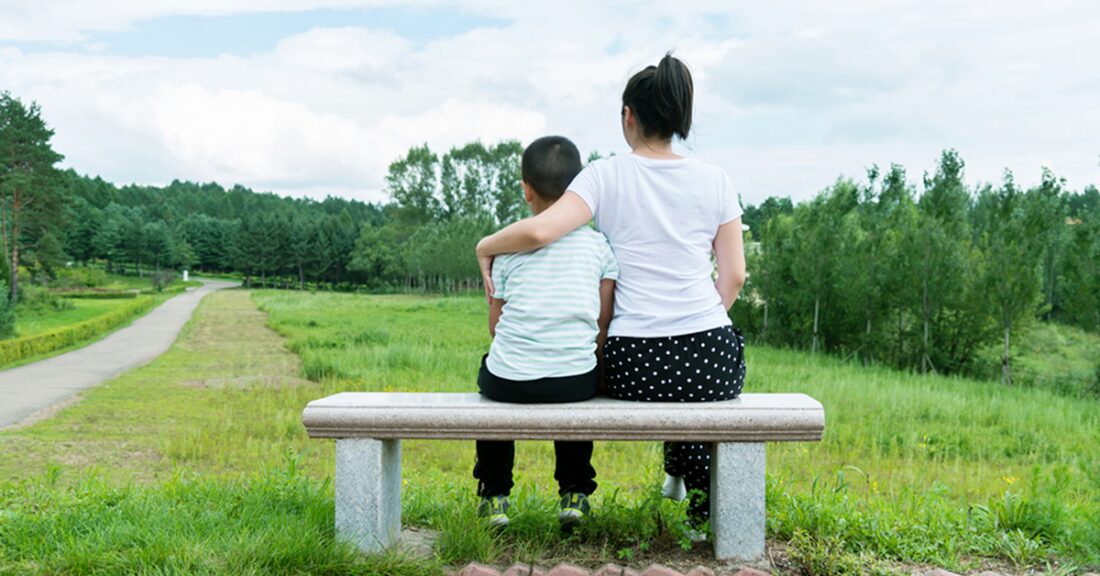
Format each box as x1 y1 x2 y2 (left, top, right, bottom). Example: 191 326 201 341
713 218 746 310
476 192 592 297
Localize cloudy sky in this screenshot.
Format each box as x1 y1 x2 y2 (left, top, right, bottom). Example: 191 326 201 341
1 1 1098 206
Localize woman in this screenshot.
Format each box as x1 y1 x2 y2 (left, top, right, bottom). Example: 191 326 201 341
476 53 746 535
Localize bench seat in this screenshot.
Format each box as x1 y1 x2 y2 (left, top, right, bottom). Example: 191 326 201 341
302 392 825 562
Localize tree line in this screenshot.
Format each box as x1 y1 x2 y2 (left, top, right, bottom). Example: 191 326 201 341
734 150 1100 385
4 91 1099 388
0 92 528 301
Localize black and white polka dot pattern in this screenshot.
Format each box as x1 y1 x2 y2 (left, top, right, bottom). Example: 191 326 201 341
603 325 746 523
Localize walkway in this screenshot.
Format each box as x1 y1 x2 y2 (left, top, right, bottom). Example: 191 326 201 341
0 279 238 429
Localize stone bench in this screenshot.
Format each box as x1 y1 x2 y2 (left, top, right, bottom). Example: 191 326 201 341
302 392 825 561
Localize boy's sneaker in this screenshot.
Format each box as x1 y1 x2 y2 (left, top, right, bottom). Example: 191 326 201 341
558 492 590 528
662 474 687 501
477 495 510 528
684 527 708 543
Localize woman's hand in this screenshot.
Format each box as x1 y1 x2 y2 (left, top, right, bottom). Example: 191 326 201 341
477 240 495 304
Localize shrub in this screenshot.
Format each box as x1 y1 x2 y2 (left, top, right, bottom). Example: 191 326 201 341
0 296 157 365
16 283 72 312
151 270 177 293
51 290 137 300
0 289 15 339
54 267 108 289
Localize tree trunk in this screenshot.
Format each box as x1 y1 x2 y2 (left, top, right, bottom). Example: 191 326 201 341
298 264 304 291
812 295 820 354
1001 320 1012 386
9 222 19 302
762 301 769 342
897 309 904 364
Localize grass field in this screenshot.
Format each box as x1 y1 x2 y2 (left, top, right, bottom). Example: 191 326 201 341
1 290 1097 574
14 298 135 336
974 321 1100 398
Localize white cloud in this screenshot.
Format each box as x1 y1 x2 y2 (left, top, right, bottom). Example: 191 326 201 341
0 1 1098 205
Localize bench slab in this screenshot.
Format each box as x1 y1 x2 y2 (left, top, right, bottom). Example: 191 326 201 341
303 392 824 442
303 391 826 562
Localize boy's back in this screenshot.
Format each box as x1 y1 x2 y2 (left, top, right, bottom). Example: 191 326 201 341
488 227 618 381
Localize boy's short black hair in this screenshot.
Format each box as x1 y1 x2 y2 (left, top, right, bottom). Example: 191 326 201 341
521 136 582 201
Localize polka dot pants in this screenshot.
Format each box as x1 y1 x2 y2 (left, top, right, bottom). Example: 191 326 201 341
604 325 746 524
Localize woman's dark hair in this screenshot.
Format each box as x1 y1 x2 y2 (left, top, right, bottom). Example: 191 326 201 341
622 52 693 140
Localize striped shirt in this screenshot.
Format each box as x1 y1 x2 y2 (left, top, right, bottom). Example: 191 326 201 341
487 227 619 381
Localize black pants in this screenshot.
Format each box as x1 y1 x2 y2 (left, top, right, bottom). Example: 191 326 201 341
473 357 599 498
604 325 746 524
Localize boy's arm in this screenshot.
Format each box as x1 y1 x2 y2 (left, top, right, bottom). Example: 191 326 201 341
488 298 505 338
597 279 615 353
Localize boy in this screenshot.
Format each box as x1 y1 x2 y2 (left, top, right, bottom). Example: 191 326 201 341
474 135 618 529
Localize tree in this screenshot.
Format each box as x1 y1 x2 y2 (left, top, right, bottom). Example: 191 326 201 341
0 93 65 300
387 145 440 226
174 239 199 272
1057 203 1100 333
913 150 971 373
32 231 65 280
974 172 1044 385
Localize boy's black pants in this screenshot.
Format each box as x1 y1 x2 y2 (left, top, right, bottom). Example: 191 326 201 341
473 356 598 498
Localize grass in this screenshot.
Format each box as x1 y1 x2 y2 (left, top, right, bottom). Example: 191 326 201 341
974 321 1100 398
14 298 134 337
0 290 1097 574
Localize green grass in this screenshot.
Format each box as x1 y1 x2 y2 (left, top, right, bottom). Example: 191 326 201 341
1 290 1097 574
974 321 1100 398
14 298 135 337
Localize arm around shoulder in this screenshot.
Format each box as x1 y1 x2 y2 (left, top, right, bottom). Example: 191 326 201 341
476 192 592 257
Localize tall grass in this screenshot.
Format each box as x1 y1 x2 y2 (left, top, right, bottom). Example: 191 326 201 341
0 290 1096 573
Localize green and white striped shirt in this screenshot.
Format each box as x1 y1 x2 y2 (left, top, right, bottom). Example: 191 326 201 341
487 227 619 381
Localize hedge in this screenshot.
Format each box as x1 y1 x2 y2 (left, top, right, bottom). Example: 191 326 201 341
0 296 158 365
51 291 138 300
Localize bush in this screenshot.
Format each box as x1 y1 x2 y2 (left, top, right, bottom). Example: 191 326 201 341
16 283 72 312
0 296 157 365
54 267 108 289
151 270 177 293
51 290 137 300
0 289 15 339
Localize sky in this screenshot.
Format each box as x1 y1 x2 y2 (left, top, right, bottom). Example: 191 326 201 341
1 1 1098 206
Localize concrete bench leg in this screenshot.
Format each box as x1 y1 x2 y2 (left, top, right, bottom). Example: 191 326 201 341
710 442 766 561
335 438 402 553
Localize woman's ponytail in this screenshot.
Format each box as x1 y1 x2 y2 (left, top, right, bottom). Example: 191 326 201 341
622 52 694 141
654 53 693 140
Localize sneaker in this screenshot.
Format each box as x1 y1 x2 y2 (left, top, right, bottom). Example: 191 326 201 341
558 492 591 527
662 474 687 501
477 495 510 527
684 527 708 543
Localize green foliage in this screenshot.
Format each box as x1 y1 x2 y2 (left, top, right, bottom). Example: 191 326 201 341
0 289 15 339
0 296 155 364
972 321 1100 397
0 92 66 300
740 150 1099 389
0 469 439 575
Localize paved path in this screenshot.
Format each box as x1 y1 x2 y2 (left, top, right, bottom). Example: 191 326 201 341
0 279 238 430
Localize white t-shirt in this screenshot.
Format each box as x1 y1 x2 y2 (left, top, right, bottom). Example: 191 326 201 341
568 153 742 338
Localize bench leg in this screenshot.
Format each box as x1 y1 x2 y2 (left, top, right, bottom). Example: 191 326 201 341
710 442 766 561
335 438 402 553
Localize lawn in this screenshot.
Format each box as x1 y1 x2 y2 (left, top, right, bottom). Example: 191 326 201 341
14 298 134 337
0 290 1097 575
